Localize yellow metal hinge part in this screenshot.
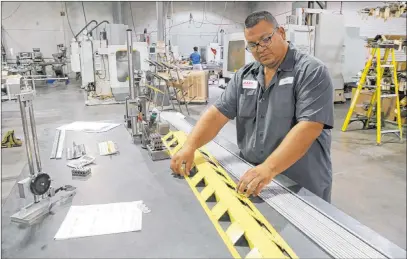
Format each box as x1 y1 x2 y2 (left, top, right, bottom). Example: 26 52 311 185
162 131 298 259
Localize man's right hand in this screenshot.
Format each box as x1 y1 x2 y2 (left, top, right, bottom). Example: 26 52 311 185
170 145 195 176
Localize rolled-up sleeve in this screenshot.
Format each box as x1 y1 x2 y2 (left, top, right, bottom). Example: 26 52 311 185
214 73 239 119
295 65 334 129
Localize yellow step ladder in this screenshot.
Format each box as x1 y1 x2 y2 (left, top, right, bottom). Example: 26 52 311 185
341 43 403 145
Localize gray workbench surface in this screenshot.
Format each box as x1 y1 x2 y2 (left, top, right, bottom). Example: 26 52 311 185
1 125 329 258
2 126 231 258
1 123 403 258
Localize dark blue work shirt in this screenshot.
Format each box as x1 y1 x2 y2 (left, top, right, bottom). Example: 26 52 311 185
214 44 334 202
190 51 201 65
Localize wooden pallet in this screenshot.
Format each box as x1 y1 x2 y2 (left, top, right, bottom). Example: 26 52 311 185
175 70 209 103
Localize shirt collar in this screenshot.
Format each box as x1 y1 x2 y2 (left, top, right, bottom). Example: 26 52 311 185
279 43 295 72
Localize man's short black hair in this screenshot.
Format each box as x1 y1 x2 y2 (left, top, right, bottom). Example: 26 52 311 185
245 11 279 29
193 46 198 51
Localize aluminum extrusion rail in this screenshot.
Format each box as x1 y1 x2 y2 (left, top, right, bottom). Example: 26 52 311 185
160 111 391 259
49 129 61 159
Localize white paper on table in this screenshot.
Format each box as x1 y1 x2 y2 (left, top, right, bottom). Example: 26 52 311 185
57 121 120 133
54 201 143 240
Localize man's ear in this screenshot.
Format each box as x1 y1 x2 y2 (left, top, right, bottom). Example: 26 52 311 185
278 27 286 41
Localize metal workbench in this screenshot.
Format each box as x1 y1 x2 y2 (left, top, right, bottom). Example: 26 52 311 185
1 115 406 258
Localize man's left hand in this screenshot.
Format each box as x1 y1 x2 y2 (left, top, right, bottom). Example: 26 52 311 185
237 163 276 197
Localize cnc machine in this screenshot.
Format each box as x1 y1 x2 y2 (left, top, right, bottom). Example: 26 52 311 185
70 22 148 103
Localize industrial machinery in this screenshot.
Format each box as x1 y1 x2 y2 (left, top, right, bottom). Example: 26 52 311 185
148 43 157 61
105 42 149 100
51 44 68 78
200 43 221 64
31 48 46 75
10 90 75 225
289 8 345 101
16 52 33 67
220 32 255 88
32 48 43 63
14 48 61 78
70 22 148 103
124 29 149 142
124 29 170 160
143 110 170 161
284 24 315 56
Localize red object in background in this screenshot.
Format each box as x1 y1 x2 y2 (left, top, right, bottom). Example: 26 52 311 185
146 35 150 45
211 48 217 56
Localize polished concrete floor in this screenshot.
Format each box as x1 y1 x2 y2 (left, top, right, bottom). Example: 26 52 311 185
1 82 406 250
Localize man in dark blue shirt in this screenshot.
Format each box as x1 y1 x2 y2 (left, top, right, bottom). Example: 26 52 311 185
190 47 202 70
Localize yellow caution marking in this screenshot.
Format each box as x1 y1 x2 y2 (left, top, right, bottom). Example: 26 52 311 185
162 131 298 259
146 84 165 95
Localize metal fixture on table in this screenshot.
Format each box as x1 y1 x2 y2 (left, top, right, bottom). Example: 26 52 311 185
71 167 91 177
124 29 170 160
142 109 170 161
66 142 86 160
124 29 148 143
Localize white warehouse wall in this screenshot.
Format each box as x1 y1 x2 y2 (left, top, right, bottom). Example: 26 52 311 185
249 1 294 25
1 1 114 60
250 1 406 79
250 1 406 36
122 1 251 57
4 2 403 64
326 2 407 37
2 1 251 61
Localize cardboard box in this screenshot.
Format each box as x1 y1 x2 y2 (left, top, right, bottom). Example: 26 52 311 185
351 88 373 116
397 61 406 72
350 88 398 121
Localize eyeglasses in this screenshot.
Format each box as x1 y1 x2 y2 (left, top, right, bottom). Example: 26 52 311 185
245 29 277 53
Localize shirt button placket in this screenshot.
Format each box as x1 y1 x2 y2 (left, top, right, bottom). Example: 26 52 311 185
257 98 266 152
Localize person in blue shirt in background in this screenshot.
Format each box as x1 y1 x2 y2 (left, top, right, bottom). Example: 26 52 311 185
190 46 203 70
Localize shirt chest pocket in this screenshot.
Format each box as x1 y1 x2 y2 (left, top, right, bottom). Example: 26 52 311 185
273 83 295 118
238 90 257 118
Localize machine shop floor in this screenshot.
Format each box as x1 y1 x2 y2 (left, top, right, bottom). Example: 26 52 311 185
1 82 406 254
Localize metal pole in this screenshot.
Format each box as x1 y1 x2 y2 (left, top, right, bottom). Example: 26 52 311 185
135 74 147 121
296 8 303 25
156 2 165 42
24 77 68 81
126 29 139 137
31 77 35 91
28 101 42 173
127 29 135 99
17 96 35 177
125 96 129 127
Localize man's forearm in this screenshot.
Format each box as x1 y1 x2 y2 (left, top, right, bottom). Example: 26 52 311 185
184 106 229 151
264 121 324 176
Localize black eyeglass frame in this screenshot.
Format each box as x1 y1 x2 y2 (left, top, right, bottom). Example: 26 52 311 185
245 28 278 53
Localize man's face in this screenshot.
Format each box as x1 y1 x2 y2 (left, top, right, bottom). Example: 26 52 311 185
244 20 287 68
